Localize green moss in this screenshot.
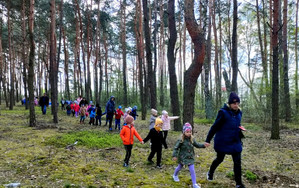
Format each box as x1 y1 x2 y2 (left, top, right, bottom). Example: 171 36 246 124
245 170 258 182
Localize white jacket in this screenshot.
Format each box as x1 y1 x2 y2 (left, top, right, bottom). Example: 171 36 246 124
161 115 179 131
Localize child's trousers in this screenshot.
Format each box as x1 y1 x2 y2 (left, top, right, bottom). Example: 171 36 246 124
148 145 162 166
174 163 197 184
124 144 133 164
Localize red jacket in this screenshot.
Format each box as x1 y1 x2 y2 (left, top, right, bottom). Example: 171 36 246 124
115 109 124 119
120 124 143 145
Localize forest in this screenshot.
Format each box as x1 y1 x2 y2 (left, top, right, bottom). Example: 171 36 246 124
0 0 298 187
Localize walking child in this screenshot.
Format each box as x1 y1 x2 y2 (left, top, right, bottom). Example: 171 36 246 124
115 106 124 130
89 105 96 125
149 108 158 130
66 102 72 116
80 105 87 124
123 107 132 124
172 123 206 188
130 106 138 120
74 102 80 117
119 115 144 167
95 104 102 126
143 118 167 168
161 110 179 148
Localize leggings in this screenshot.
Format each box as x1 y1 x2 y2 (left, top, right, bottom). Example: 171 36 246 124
174 163 197 184
124 145 133 164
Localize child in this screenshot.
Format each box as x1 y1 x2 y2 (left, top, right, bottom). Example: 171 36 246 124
172 123 205 188
95 104 102 126
80 105 87 124
143 118 167 168
123 107 132 124
66 102 72 116
70 102 75 116
115 105 124 130
149 108 158 130
130 106 138 120
119 115 144 167
161 110 179 148
89 107 96 125
74 102 80 117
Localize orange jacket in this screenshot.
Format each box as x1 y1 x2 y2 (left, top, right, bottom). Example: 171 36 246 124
120 124 143 145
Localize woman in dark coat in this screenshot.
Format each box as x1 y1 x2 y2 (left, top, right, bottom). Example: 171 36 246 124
204 92 245 188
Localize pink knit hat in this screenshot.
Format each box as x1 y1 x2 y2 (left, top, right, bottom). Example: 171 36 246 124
182 122 192 133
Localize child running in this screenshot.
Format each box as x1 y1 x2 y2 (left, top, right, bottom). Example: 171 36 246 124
119 115 144 167
143 118 167 168
161 110 179 148
172 123 206 188
80 105 87 124
115 105 124 130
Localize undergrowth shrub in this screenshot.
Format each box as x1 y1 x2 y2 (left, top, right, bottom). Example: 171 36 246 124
245 170 258 182
45 131 122 149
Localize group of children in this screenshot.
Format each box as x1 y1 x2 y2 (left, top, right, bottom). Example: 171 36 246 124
120 112 204 188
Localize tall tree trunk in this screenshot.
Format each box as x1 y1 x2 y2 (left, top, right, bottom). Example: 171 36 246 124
0 7 3 106
22 0 28 110
57 0 63 98
121 0 128 106
271 0 280 139
135 0 146 120
142 0 156 109
7 0 14 110
282 0 291 122
159 0 165 107
86 4 92 101
295 0 299 113
104 32 109 98
94 0 101 104
167 0 181 130
204 0 213 120
231 0 238 92
153 0 158 107
28 0 36 126
212 0 221 109
62 27 70 100
183 0 206 126
50 0 58 123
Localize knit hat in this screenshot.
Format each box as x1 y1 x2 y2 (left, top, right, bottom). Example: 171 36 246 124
151 109 158 116
228 92 240 104
162 110 168 115
182 122 192 133
125 115 134 125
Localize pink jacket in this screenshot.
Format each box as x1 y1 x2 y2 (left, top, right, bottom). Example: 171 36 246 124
161 115 179 131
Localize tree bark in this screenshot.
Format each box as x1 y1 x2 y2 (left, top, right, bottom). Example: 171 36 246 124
167 0 181 130
62 27 70 100
142 0 156 109
295 0 299 113
121 0 128 106
231 0 238 92
271 0 280 139
282 0 291 122
183 0 206 126
0 8 3 106
28 0 36 127
50 0 58 123
21 0 28 110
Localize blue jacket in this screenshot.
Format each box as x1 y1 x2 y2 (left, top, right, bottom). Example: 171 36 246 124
206 103 243 154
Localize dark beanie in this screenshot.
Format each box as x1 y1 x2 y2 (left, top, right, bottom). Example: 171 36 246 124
228 92 240 104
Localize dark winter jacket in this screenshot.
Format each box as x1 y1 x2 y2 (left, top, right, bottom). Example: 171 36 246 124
143 128 167 149
39 96 49 106
172 137 205 165
205 103 243 154
79 99 88 107
105 96 115 117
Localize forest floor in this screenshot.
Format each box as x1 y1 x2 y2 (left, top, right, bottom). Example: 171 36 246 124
0 104 298 188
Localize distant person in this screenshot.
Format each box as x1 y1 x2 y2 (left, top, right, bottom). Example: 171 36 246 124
79 97 88 107
39 93 49 115
161 110 179 148
66 102 72 116
34 97 39 106
123 107 132 124
130 106 138 120
103 96 116 131
149 109 158 130
76 95 82 104
61 98 66 110
115 105 124 130
119 115 144 167
204 92 245 188
143 118 167 169
80 104 87 124
172 123 205 188
95 104 102 126
89 105 96 125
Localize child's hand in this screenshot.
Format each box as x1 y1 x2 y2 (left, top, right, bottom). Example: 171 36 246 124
141 141 144 144
172 157 177 161
204 142 210 147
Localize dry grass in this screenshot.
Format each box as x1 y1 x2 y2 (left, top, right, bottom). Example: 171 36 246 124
0 104 298 188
